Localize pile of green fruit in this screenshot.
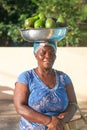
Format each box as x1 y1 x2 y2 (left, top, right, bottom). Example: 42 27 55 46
24 13 67 29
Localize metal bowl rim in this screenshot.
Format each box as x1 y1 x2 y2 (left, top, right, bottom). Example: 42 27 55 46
20 27 68 31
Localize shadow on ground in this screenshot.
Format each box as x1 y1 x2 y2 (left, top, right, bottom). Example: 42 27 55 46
0 85 14 100
0 85 20 130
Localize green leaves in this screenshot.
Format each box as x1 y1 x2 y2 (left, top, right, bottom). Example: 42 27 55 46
34 0 84 46
0 0 86 46
0 0 37 46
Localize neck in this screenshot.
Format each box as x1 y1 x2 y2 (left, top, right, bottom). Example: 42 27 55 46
37 67 53 75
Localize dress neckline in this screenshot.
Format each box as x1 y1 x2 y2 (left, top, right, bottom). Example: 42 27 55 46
32 69 59 90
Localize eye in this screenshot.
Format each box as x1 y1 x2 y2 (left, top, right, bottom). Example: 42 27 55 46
49 50 55 56
39 50 46 56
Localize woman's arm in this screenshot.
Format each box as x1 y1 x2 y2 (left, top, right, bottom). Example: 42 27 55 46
57 83 77 124
13 82 52 125
47 83 77 130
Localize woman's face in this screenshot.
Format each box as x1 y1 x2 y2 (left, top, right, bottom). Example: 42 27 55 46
35 45 56 69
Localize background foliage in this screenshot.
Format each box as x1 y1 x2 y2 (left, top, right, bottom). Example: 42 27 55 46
0 0 37 46
0 0 87 46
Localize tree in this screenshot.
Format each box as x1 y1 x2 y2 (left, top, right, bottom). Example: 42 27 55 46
0 0 37 46
32 0 85 46
0 0 86 46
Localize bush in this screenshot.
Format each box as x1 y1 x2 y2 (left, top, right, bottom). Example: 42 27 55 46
0 0 86 46
0 0 37 46
32 0 86 46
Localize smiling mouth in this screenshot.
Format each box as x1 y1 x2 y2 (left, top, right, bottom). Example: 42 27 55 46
43 60 51 63
43 60 53 64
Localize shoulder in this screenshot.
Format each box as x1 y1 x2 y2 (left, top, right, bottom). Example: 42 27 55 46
18 69 33 78
16 69 34 85
55 70 72 85
56 70 63 75
56 70 70 77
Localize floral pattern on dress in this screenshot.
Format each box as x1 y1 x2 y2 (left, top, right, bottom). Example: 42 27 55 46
17 69 72 130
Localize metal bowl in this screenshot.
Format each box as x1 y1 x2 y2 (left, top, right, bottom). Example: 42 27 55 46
20 27 68 42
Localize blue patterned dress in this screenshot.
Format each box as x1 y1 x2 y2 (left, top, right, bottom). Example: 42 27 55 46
16 69 72 130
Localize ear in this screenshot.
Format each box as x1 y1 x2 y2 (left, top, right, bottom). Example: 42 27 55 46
55 55 56 60
53 54 56 61
34 53 37 59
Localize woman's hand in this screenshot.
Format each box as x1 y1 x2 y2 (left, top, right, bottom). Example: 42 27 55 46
47 116 64 130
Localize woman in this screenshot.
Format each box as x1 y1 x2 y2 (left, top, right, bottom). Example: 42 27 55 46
14 41 77 130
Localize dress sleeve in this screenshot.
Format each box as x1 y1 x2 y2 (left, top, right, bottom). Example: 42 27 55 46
63 73 72 85
15 71 29 86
